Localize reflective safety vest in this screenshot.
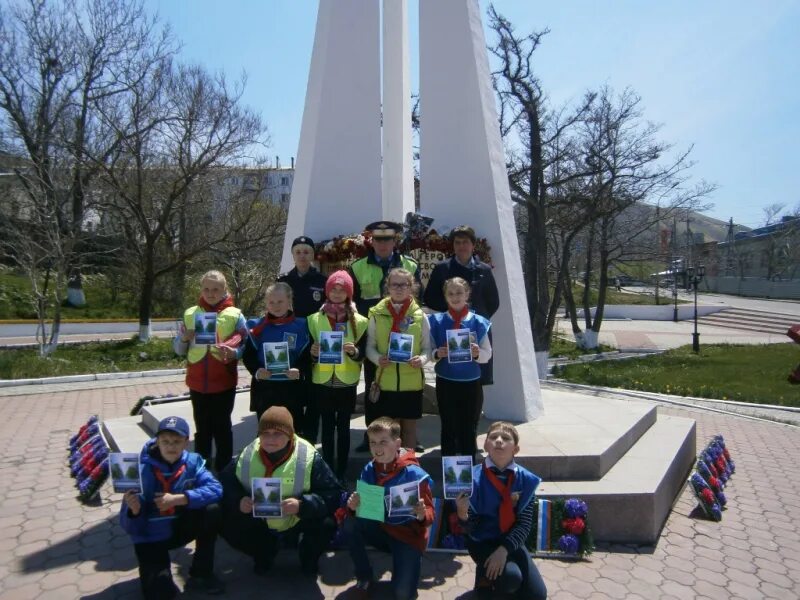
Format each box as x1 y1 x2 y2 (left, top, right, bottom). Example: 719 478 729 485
370 298 425 392
351 254 418 301
307 311 369 385
236 435 316 532
184 305 242 364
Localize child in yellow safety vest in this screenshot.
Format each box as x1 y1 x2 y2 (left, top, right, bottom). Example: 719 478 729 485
173 270 247 472
307 270 368 479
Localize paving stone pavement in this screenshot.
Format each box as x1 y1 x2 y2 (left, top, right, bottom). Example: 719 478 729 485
0 379 798 599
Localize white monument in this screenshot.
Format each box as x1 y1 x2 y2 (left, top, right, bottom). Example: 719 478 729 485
283 0 543 421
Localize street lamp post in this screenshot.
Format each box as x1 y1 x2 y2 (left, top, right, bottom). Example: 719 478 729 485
671 259 678 322
687 264 705 353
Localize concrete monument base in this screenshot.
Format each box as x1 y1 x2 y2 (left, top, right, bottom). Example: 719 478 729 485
103 385 695 545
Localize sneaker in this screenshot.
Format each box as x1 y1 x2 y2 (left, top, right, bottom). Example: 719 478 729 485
185 573 225 595
414 443 425 453
351 579 372 599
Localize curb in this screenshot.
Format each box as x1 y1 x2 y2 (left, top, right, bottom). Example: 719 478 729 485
0 368 186 388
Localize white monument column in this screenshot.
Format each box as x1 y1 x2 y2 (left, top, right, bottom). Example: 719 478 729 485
419 0 542 421
381 0 415 222
281 0 382 271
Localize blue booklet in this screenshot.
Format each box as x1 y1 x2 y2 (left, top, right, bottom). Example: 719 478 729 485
442 456 473 499
193 312 217 345
109 453 142 494
263 341 290 374
446 329 473 363
252 477 282 518
388 332 414 363
388 480 420 518
319 330 344 365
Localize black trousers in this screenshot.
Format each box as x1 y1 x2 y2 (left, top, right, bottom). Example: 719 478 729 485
466 537 547 600
363 361 380 425
300 375 320 444
317 385 356 478
222 509 335 571
436 377 482 456
250 380 304 430
190 389 236 472
133 504 221 600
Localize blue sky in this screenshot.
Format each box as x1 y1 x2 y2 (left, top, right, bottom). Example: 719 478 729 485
146 0 800 228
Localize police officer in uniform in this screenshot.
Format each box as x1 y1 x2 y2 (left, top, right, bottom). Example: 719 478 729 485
349 221 424 453
277 236 327 443
277 236 327 318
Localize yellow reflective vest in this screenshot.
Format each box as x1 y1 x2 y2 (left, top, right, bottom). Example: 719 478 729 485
236 435 316 532
351 254 418 301
370 298 425 392
183 305 242 364
307 311 369 385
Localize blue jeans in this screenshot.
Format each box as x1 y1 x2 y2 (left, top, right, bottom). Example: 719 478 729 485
347 517 422 600
467 537 547 599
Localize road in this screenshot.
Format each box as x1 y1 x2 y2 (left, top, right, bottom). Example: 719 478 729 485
0 321 176 346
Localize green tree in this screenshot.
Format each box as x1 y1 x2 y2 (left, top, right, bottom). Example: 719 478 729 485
253 488 266 503
458 468 472 484
444 466 457 484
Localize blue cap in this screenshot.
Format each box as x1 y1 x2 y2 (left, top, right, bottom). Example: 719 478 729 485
157 416 190 438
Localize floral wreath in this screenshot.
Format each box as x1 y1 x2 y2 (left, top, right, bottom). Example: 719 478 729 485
689 434 735 521
313 213 493 266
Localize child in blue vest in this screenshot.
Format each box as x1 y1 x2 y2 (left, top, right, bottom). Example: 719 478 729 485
456 422 547 600
243 282 310 426
120 416 224 599
428 276 492 457
345 417 435 600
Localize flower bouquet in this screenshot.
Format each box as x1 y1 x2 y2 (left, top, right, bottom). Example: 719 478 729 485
67 416 110 502
527 498 595 558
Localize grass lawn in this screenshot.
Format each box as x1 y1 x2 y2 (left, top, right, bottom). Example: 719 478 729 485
0 337 185 380
557 343 800 407
549 335 616 359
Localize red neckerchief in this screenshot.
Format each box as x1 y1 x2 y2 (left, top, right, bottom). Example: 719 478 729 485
483 463 516 533
250 312 295 338
321 301 348 324
258 438 295 477
387 298 412 333
153 464 187 516
198 295 234 313
448 306 470 330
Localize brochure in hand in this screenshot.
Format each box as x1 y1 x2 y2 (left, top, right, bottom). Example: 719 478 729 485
263 341 290 374
442 456 473 499
388 480 420 518
388 332 414 363
319 330 345 365
356 479 385 522
446 329 473 363
252 477 283 518
109 453 142 494
193 312 218 345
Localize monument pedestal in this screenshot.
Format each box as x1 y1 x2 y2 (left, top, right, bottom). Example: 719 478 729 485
103 383 694 545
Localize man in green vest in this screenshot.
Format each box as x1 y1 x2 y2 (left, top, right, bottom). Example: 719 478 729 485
219 407 344 576
349 221 423 453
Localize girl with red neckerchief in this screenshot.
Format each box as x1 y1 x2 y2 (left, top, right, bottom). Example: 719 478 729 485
428 277 492 458
174 270 247 473
242 282 310 427
365 268 432 450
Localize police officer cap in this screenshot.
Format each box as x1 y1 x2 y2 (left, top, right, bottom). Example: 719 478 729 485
291 236 315 250
365 221 402 240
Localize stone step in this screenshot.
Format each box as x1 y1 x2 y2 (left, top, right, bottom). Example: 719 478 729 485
697 312 795 336
536 413 696 544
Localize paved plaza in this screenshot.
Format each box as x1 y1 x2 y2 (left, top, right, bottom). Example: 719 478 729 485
0 372 797 599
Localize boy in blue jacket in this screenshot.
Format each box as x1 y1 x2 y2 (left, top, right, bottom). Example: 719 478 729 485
120 416 224 599
345 417 435 600
456 421 547 600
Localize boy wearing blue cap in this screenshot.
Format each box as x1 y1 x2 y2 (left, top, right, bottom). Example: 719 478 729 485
120 416 225 599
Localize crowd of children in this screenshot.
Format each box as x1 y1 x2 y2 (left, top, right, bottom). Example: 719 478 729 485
119 229 547 599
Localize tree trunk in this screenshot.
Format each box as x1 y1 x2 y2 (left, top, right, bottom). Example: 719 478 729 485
138 256 156 342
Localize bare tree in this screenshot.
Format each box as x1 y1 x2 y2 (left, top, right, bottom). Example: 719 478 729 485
488 5 595 360
564 87 714 348
0 0 175 349
94 63 270 340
